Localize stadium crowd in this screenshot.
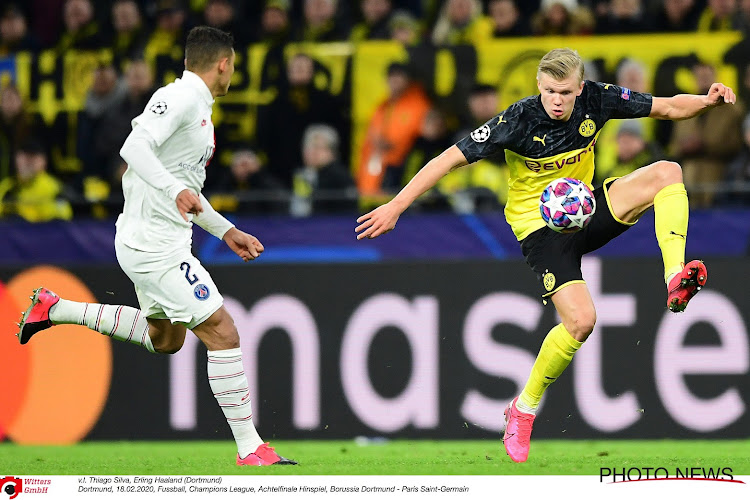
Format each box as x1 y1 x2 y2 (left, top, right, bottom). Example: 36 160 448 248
2 0 750 221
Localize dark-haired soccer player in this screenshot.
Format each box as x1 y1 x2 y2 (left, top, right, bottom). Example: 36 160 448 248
355 48 736 463
17 26 296 466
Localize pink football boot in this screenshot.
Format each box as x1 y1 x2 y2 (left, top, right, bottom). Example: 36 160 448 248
503 397 536 463
236 443 297 466
17 287 60 345
667 260 707 313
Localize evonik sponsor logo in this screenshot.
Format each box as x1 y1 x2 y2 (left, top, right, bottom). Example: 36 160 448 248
600 467 744 484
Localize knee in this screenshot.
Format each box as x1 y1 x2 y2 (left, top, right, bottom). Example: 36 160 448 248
566 309 596 342
153 337 185 355
653 161 683 189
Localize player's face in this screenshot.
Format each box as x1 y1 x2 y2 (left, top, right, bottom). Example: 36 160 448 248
216 49 235 97
537 72 584 121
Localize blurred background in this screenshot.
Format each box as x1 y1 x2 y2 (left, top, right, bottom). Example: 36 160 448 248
0 0 748 445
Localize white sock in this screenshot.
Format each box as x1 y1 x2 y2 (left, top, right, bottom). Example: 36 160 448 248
50 298 155 353
207 348 264 458
515 396 538 415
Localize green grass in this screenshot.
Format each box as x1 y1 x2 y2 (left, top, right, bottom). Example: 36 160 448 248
2 440 749 475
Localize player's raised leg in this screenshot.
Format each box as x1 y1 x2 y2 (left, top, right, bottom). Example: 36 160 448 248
606 160 706 312
191 306 297 466
504 283 592 462
17 287 159 352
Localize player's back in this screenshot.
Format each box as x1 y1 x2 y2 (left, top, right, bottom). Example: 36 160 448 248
117 71 217 253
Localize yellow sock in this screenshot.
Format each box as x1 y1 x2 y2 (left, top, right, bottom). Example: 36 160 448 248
654 183 688 284
517 324 582 412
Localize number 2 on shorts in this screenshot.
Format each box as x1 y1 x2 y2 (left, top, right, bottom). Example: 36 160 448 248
180 262 199 285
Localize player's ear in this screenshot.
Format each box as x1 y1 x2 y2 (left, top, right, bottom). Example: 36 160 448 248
577 79 584 96
218 57 228 73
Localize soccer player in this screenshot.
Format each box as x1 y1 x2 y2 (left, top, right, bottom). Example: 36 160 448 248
354 48 736 463
16 26 296 467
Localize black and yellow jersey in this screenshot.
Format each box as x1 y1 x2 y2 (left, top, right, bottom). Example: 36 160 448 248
456 81 652 240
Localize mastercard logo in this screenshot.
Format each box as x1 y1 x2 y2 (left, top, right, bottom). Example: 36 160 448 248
0 266 112 444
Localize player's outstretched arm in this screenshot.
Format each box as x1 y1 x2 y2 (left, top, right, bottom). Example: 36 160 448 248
355 145 468 240
650 82 736 121
192 194 261 262
223 227 264 262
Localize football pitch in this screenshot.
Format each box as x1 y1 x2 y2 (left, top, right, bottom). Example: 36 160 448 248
2 440 749 475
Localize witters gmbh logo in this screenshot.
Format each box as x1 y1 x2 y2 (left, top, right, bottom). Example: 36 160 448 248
600 467 744 484
1 477 22 499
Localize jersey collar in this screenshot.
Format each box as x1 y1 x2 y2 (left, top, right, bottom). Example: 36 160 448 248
180 70 215 106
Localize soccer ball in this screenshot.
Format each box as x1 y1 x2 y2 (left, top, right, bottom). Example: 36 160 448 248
539 177 595 233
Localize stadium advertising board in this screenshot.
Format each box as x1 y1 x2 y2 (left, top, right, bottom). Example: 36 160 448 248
1 257 748 443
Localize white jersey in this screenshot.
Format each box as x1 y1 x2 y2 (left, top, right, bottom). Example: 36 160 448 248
116 71 216 253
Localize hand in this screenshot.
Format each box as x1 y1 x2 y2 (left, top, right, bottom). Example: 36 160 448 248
355 201 403 240
706 83 736 107
223 227 264 262
176 189 203 222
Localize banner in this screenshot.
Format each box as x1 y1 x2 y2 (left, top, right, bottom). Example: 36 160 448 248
6 32 746 177
1 257 748 443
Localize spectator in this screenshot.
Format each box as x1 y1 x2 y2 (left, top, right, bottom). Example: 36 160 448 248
389 9 420 45
56 0 104 52
668 62 745 207
204 0 250 47
489 0 531 37
208 150 288 214
0 140 72 222
736 0 750 33
463 83 499 132
431 0 493 45
441 84 508 210
0 85 38 182
596 0 653 34
144 0 188 65
697 0 739 31
295 0 348 42
357 62 431 196
292 124 357 215
595 120 664 185
257 53 346 187
258 0 291 93
79 64 127 183
260 0 290 43
350 0 393 42
84 64 127 122
93 60 154 184
721 113 750 204
393 109 453 210
109 0 147 70
531 0 595 36
596 58 657 169
0 5 40 55
653 0 701 32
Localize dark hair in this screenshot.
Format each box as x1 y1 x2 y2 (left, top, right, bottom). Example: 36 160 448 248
185 26 234 72
470 83 497 96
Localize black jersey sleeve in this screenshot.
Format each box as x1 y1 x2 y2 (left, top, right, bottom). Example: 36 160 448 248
593 81 653 120
455 102 523 164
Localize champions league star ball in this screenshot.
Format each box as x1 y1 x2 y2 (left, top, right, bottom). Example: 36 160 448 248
539 177 596 233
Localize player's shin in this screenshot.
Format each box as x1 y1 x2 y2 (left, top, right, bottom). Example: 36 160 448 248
517 323 582 414
654 183 688 283
50 299 155 352
207 348 264 458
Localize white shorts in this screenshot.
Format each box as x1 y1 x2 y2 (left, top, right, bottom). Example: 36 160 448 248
115 236 223 330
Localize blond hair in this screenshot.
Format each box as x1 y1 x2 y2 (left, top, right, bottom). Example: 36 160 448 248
537 48 584 82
